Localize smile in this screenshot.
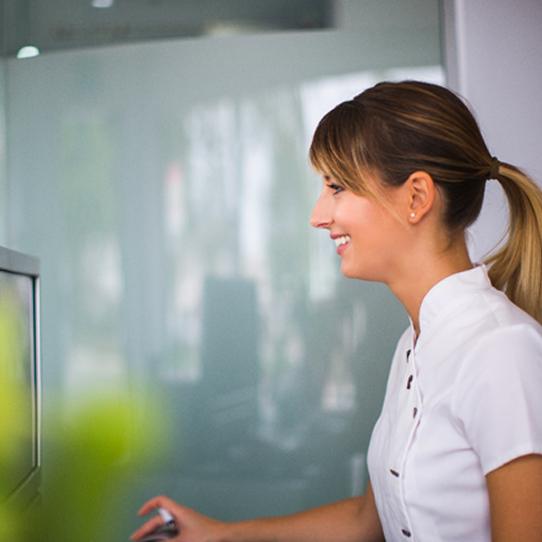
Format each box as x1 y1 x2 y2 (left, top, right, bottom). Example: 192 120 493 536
334 235 351 248
334 235 351 256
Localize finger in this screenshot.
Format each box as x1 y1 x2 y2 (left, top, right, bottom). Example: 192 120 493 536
130 515 163 541
138 495 179 517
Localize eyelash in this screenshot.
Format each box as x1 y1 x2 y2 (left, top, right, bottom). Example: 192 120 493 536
327 183 344 195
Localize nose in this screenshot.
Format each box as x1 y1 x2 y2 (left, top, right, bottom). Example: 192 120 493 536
310 193 332 229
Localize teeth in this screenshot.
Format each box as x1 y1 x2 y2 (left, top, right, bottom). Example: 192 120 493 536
334 235 351 247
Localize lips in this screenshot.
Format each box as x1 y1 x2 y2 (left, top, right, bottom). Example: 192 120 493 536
332 234 351 255
334 235 351 248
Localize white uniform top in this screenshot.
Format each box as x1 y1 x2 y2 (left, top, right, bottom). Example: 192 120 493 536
367 265 542 542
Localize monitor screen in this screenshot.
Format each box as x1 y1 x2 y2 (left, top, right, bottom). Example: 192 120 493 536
0 248 40 506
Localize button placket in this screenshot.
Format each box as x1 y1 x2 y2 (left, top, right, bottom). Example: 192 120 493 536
397 347 420 542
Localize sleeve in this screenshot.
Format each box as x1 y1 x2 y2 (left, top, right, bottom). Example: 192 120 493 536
452 324 542 475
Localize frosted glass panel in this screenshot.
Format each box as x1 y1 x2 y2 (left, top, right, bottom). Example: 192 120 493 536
6 11 443 538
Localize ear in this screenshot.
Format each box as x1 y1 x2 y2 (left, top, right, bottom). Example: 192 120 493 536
404 171 437 224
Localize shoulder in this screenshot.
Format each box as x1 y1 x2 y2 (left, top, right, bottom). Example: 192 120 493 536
452 283 542 362
450 291 542 425
452 322 542 475
454 322 542 396
479 285 541 329
474 321 542 357
462 283 542 370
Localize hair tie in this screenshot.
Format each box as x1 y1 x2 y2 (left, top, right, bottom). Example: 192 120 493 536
489 156 500 179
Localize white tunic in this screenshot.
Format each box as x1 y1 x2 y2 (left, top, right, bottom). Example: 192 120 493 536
367 265 542 542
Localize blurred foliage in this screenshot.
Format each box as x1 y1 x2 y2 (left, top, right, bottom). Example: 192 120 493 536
0 250 167 541
1 382 167 542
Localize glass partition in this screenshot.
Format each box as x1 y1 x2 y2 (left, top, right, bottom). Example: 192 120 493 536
3 1 443 538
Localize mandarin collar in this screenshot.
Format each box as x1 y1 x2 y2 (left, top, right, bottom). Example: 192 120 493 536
412 265 492 348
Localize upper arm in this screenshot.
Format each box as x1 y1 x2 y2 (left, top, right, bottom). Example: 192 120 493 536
486 454 542 542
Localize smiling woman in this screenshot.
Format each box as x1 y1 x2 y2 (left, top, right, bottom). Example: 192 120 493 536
307 80 542 542
132 80 542 542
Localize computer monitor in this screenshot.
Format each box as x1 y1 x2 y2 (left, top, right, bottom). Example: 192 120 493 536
0 246 41 507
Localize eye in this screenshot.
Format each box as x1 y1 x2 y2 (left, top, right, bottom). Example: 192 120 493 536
327 183 345 195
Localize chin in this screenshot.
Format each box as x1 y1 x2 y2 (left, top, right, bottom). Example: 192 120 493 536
340 263 363 280
340 262 380 282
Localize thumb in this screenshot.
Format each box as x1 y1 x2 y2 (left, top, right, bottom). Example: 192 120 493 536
138 495 185 519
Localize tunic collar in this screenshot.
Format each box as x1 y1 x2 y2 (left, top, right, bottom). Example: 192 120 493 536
413 265 492 348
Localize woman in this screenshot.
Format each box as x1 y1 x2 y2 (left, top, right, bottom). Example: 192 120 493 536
131 81 542 542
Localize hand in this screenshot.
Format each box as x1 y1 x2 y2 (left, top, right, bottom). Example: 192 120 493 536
130 495 227 542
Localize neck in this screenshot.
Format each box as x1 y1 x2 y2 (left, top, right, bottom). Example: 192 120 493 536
388 239 473 338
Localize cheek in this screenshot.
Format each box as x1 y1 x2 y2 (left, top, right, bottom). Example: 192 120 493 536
350 207 389 238
352 210 404 256
338 200 374 229
336 196 403 247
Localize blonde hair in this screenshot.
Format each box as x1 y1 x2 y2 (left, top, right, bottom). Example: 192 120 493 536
486 163 542 322
309 81 542 323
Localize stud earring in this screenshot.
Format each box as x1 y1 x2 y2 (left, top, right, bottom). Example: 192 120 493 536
410 212 416 219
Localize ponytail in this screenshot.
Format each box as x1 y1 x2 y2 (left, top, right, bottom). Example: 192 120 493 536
485 163 542 324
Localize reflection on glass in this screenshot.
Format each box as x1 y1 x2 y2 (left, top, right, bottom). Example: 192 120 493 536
157 67 444 512
6 5 444 533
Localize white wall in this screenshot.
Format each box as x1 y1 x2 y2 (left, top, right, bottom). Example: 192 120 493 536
444 0 542 260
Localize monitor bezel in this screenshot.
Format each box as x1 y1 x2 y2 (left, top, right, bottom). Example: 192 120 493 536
0 246 41 507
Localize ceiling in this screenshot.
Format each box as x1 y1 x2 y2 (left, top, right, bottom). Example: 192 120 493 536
0 0 332 56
